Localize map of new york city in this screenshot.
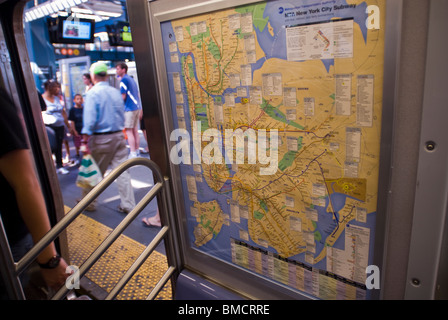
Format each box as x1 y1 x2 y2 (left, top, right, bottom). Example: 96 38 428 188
162 0 385 299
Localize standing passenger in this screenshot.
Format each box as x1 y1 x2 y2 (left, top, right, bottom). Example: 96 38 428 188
80 62 135 214
41 80 69 175
115 62 141 159
82 73 93 94
0 89 69 297
68 94 84 163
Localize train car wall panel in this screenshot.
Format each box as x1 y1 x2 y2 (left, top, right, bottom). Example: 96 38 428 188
130 0 402 300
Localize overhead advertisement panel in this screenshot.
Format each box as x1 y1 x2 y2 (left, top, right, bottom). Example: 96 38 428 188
161 0 386 300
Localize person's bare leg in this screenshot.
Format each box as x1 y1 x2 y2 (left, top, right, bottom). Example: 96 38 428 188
133 126 140 152
126 128 137 153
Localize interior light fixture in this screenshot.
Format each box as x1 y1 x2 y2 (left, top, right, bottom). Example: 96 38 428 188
61 0 70 9
45 4 55 14
54 1 64 11
70 7 93 14
24 0 123 23
94 10 122 18
50 3 59 12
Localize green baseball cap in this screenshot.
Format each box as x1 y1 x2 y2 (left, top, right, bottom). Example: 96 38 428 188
90 62 108 75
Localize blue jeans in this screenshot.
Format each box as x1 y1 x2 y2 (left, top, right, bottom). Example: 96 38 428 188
0 233 33 299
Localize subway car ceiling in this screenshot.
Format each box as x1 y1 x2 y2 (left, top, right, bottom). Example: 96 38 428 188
22 0 134 84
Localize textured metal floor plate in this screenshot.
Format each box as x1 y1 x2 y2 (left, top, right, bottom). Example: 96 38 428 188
66 212 172 300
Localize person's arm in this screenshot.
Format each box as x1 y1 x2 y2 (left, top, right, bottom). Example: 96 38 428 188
81 93 96 154
0 149 69 289
62 107 70 129
81 92 97 137
120 78 127 102
81 134 91 154
69 120 78 136
68 108 77 136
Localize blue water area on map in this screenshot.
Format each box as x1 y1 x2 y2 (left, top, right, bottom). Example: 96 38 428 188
182 163 233 261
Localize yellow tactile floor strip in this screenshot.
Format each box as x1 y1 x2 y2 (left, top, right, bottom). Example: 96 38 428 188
65 211 172 300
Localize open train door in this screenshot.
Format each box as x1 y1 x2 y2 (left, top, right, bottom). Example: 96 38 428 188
0 0 69 299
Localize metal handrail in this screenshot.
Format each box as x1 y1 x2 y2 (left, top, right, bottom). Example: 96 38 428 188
0 157 178 300
105 226 169 300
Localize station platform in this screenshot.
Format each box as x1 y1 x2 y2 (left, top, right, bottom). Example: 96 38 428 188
58 132 172 300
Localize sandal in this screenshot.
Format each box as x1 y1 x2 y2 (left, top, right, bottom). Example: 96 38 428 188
142 217 161 228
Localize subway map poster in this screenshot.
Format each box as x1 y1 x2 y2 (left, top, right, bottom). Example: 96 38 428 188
161 0 386 299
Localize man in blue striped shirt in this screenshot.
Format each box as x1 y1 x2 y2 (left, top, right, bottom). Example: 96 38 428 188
81 62 135 213
116 62 141 159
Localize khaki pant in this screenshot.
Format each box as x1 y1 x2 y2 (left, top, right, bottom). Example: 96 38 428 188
82 131 135 211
